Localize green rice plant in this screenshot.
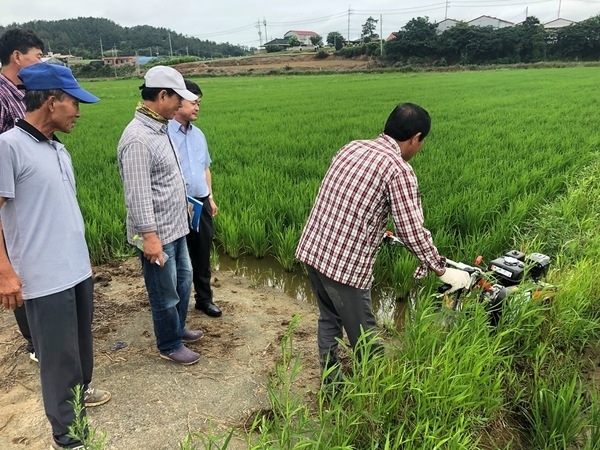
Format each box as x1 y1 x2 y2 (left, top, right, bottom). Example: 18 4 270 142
240 210 270 258
583 388 600 450
216 212 244 259
209 243 220 270
388 251 420 300
525 372 585 449
272 226 301 272
541 262 600 352
494 289 548 359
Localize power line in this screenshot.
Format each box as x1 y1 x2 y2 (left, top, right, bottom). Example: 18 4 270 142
268 11 349 26
191 23 257 39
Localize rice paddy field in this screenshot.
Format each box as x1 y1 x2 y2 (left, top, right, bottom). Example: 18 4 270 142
67 67 599 294
62 67 600 449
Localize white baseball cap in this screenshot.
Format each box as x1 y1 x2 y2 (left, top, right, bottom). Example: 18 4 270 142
143 66 198 101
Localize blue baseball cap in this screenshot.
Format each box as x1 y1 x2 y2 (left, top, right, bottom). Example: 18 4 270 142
18 63 100 104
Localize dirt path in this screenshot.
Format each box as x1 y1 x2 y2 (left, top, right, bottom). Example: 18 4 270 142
0 257 320 449
175 53 375 75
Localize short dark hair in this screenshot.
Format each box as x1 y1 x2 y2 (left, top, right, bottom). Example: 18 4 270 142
24 89 67 112
138 84 178 101
383 103 431 142
183 79 202 97
0 28 45 66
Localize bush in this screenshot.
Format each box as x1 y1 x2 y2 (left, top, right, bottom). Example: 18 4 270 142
315 50 329 59
265 45 284 53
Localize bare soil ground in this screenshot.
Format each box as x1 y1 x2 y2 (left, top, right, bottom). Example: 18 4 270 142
0 257 320 450
174 53 378 76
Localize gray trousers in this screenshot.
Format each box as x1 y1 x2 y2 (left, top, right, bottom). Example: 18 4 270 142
13 303 33 353
306 265 382 369
24 277 94 447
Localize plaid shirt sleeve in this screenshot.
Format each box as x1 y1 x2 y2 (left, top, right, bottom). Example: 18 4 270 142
118 137 158 235
388 167 445 279
0 76 26 134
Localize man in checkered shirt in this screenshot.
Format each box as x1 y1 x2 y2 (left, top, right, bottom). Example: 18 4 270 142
117 66 204 366
296 103 469 385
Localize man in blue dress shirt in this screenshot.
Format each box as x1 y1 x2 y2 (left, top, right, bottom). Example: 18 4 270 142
168 79 222 318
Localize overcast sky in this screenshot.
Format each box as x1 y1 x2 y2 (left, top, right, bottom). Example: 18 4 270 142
3 0 600 49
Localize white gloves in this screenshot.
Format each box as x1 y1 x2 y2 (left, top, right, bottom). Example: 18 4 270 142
439 268 471 293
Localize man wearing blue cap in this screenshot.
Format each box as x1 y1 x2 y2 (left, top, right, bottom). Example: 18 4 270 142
0 63 110 450
0 27 45 363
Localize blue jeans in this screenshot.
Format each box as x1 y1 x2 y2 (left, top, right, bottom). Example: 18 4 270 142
139 236 192 353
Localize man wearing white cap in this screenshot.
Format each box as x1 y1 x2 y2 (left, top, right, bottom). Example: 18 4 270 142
117 65 204 365
0 62 110 450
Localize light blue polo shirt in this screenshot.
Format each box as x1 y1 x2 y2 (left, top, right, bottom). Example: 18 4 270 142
167 119 211 198
0 120 91 299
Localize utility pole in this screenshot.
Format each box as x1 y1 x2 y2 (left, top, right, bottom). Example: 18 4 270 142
256 19 263 46
135 50 140 76
100 38 104 57
380 14 383 56
186 46 189 56
444 0 450 20
263 18 268 43
168 33 173 58
347 5 351 42
557 0 562 18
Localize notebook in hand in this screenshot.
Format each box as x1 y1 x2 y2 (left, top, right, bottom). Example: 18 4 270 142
187 196 203 233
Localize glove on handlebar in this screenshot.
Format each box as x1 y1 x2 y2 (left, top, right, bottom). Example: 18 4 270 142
439 267 471 293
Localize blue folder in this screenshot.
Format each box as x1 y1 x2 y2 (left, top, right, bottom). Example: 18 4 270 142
187 196 203 233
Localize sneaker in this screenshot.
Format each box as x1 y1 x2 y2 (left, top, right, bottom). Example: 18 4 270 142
84 387 111 407
182 329 204 343
50 442 84 449
159 345 200 365
29 352 39 363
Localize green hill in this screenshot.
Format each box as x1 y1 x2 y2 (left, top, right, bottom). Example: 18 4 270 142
0 17 251 59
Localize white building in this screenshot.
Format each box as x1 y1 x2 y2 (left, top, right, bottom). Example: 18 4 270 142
468 15 514 29
436 18 461 33
544 18 576 29
283 30 319 46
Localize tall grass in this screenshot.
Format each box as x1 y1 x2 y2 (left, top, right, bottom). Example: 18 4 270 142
194 152 600 449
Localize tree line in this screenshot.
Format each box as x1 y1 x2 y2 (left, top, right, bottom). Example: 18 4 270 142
323 15 599 65
384 15 600 65
0 17 251 59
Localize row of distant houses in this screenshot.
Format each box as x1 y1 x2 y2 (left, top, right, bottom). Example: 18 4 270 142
435 15 576 33
40 51 142 67
263 16 579 51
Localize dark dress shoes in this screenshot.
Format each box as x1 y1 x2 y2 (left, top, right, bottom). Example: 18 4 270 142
195 301 222 317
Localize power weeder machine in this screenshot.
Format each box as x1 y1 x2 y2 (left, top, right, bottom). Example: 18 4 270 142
383 231 554 326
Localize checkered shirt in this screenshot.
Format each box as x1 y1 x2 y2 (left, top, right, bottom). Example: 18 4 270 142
0 73 26 133
117 111 189 245
296 133 445 289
